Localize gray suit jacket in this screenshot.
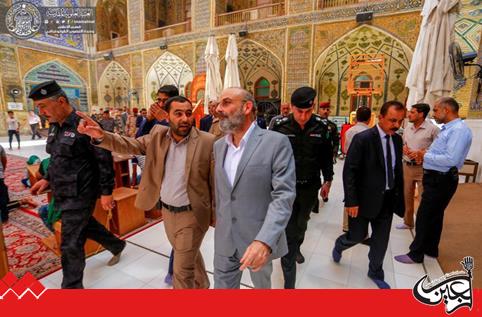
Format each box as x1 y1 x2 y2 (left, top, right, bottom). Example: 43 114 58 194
213 124 296 259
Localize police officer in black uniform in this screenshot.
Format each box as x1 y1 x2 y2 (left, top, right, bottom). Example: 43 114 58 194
272 87 334 289
311 101 340 214
29 80 126 289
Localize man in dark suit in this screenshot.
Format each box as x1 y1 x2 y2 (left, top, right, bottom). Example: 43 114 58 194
200 100 217 132
332 101 406 289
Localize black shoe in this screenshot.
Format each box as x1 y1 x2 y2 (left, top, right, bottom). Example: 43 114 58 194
361 237 372 246
107 240 126 266
295 251 305 264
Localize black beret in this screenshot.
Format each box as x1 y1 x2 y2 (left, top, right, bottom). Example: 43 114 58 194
28 80 63 101
291 87 316 109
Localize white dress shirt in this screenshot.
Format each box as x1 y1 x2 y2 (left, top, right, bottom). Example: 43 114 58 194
223 122 257 186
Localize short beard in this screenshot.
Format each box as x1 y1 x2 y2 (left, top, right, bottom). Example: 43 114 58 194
219 107 246 134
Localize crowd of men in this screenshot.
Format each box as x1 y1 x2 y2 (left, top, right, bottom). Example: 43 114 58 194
25 79 473 289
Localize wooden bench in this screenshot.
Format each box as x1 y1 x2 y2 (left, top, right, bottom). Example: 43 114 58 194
52 187 145 256
109 187 146 235
459 159 479 183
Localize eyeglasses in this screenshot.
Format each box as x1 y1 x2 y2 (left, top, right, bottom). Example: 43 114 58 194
156 98 169 103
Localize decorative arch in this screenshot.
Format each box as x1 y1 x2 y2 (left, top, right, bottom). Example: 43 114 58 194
24 61 88 112
313 25 413 115
98 61 131 109
96 0 129 42
145 51 194 103
237 39 283 100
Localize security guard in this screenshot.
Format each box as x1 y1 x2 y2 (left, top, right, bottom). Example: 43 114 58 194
272 87 334 288
311 101 340 214
29 80 125 289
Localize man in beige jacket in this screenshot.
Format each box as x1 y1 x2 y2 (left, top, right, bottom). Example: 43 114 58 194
77 96 215 289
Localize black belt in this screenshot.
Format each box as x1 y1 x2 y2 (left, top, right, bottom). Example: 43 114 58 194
423 168 458 176
404 161 421 166
160 201 192 212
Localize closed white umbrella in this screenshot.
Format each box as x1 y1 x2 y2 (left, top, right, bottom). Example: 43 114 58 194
204 35 223 114
224 33 241 89
406 0 459 108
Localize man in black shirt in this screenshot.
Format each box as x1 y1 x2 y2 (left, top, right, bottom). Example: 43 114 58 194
272 87 334 288
29 80 125 289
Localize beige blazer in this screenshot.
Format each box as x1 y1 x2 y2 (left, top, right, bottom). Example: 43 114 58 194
97 125 215 231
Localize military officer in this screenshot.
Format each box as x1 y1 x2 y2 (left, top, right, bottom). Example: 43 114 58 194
272 87 334 288
29 80 126 289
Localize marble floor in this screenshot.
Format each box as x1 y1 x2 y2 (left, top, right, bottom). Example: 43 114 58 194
3 138 444 289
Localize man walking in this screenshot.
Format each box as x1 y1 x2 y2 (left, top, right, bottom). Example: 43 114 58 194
272 87 334 288
78 96 214 289
332 101 406 289
29 80 125 289
213 87 296 289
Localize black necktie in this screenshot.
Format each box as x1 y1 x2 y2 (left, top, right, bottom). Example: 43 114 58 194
385 135 394 190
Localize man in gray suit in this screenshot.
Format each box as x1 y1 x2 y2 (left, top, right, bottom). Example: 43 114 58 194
213 87 296 289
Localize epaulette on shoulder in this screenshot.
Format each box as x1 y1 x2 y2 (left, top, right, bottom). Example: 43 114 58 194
314 114 322 122
274 116 290 126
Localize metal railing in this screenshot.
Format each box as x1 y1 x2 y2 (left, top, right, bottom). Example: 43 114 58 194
144 18 191 41
215 2 285 26
318 0 383 10
97 35 129 51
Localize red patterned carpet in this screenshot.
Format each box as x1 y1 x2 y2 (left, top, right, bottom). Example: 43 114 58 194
2 154 58 279
1 154 163 280
2 210 60 279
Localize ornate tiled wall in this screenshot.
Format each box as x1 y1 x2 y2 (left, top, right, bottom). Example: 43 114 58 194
193 0 211 31
237 39 283 98
128 0 143 44
0 43 22 133
454 0 482 118
288 0 314 14
130 52 144 107
3 0 482 136
17 48 90 86
247 29 286 62
313 25 412 116
285 25 312 101
195 41 208 75
0 44 22 106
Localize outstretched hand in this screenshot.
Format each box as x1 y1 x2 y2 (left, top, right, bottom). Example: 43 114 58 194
76 111 105 139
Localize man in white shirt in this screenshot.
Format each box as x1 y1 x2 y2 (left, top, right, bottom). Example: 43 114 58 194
28 110 42 140
397 103 439 229
6 111 20 150
213 87 296 288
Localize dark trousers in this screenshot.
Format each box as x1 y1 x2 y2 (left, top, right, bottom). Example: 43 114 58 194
281 184 319 289
30 124 42 139
0 179 9 222
334 191 394 280
8 130 20 148
408 171 458 262
168 249 174 275
60 203 125 289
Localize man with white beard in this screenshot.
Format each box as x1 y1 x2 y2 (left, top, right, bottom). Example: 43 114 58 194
212 87 296 289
